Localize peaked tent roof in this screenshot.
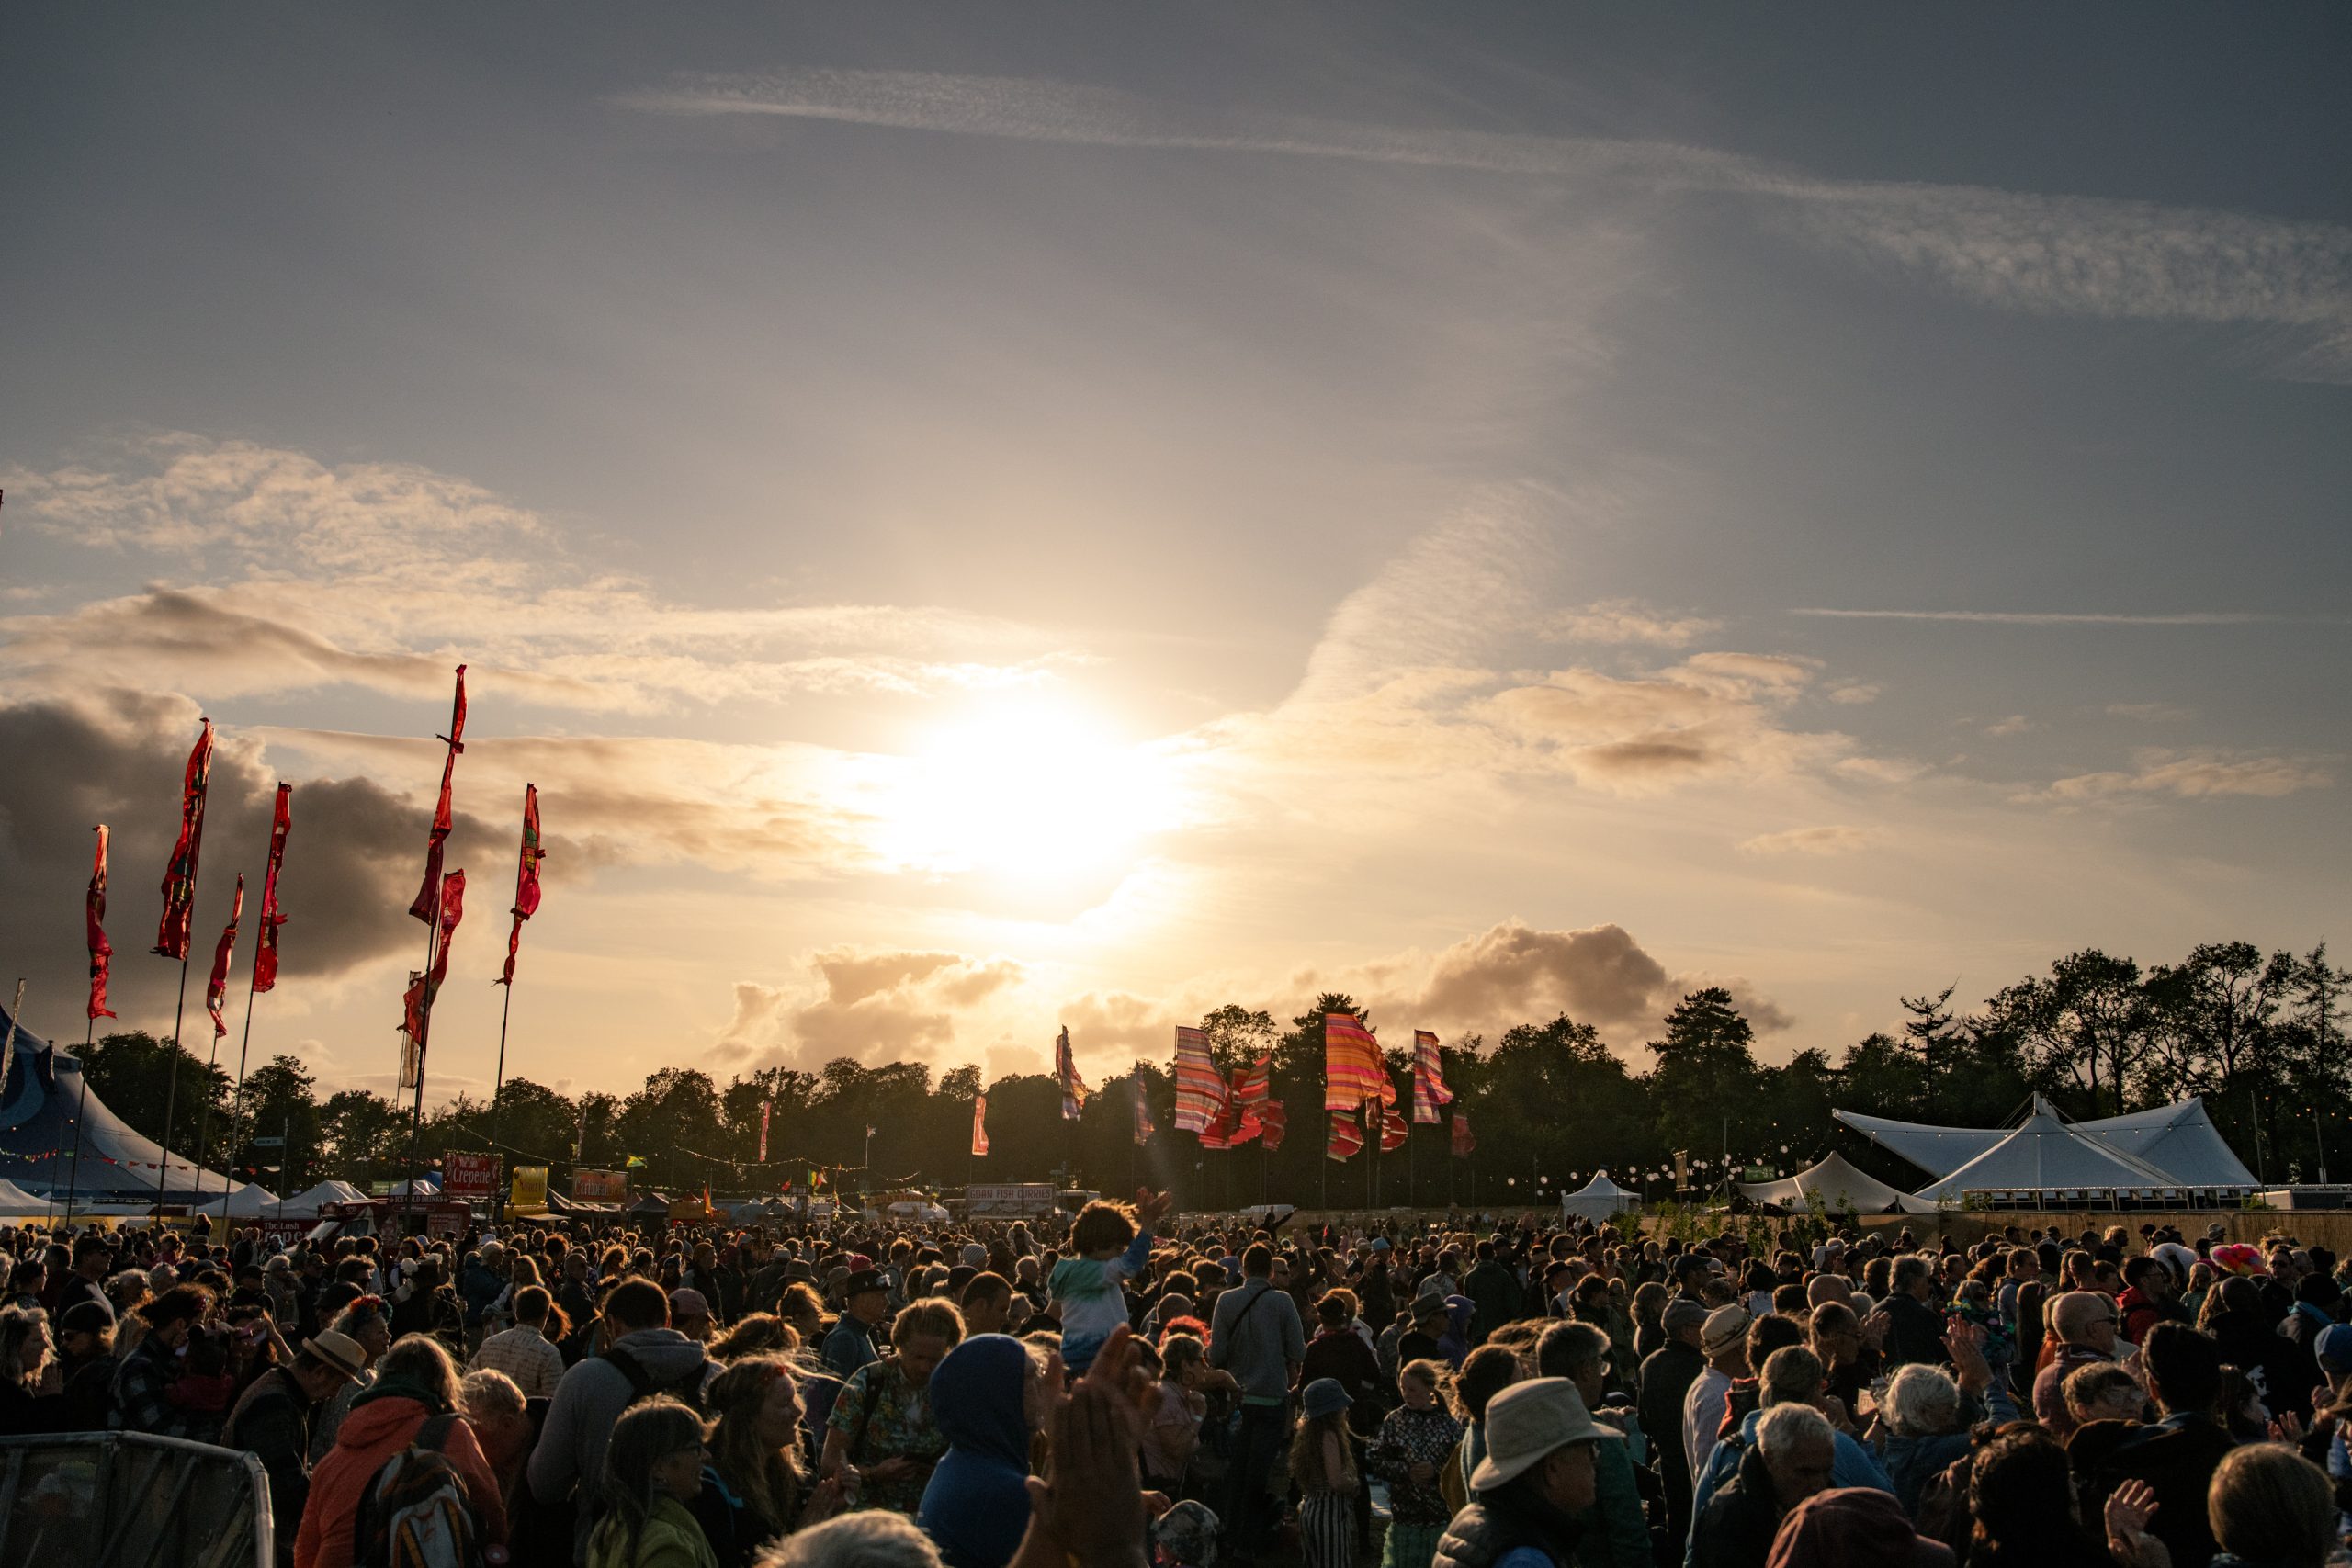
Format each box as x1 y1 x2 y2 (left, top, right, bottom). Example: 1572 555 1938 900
1560 1170 1637 1222
0 1005 247 1203
1738 1151 1939 1214
1911 1101 2187 1201
192 1184 282 1218
1837 1096 2256 1187
0 1179 48 1215
285 1179 368 1211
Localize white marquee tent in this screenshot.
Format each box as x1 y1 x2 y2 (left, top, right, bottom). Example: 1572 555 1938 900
280 1180 368 1213
0 1179 48 1216
1738 1151 1939 1214
1835 1096 2255 1188
190 1184 281 1219
1909 1100 2188 1201
1559 1171 1638 1224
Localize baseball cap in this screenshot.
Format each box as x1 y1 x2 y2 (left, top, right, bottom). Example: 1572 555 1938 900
1468 1378 1623 1492
843 1269 888 1298
2317 1323 2352 1374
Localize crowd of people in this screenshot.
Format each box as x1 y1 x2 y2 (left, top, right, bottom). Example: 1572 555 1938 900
0 1190 2348 1568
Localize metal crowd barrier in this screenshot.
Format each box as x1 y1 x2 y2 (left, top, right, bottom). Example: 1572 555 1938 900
0 1433 270 1568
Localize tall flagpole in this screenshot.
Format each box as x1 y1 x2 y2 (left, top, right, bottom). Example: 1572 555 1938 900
153 953 195 1215
215 958 265 1213
54 1013 96 1231
191 886 245 1216
403 903 438 1228
488 979 514 1223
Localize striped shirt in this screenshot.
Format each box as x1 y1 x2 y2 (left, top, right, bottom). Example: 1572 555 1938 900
469 1324 564 1398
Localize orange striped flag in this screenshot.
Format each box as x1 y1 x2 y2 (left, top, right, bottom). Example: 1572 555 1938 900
1326 1108 1363 1162
1322 1012 1392 1111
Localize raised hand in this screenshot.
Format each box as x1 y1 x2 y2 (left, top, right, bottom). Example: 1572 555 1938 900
2105 1479 2171 1568
1014 1325 1150 1568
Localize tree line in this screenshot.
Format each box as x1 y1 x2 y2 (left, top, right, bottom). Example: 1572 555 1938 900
70 938 2349 1207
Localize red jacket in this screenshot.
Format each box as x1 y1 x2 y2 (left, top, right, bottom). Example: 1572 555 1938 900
292 1394 509 1568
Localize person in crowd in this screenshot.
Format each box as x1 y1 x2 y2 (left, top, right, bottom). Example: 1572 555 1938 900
688 1356 842 1568
1686 1305 1753 1486
1689 1403 1837 1568
1642 1296 1711 1544
472 1283 570 1398
1292 1378 1360 1568
1368 1358 1462 1568
2031 1291 2122 1438
918 1335 1044 1568
534 1278 715 1563
2109 1444 2337 1568
1431 1377 1617 1568
2086 1322 2236 1568
57 1235 113 1325
295 1333 509 1568
111 1284 217 1440
1301 1287 1384 1432
2120 1256 2189 1346
1139 1334 1227 1496
1965 1426 2102 1568
671 1289 716 1347
820 1298 962 1519
1047 1191 1167 1377
223 1328 366 1564
55 1300 118 1431
1531 1323 1646 1568
1206 1241 1306 1555
822 1271 890 1378
458 1368 537 1516
309 1294 390 1461
1767 1487 1956 1568
0 1304 59 1435
588 1397 717 1568
1880 1257 1949 1371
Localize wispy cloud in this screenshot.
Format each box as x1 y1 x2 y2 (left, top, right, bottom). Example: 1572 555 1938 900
1544 598 1721 649
2107 702 2196 722
2040 749 2332 804
621 67 2352 381
1792 608 2328 626
1737 825 1876 858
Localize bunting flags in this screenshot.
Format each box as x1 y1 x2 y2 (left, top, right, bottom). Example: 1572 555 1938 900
1380 1096 1409 1153
1452 1109 1476 1157
153 718 215 960
399 869 468 1060
1326 1109 1363 1161
85 825 116 1020
252 784 292 993
1322 1012 1392 1111
759 1100 772 1163
971 1094 989 1156
1055 1026 1088 1120
1131 1076 1154 1145
1412 1029 1453 1123
1172 1026 1222 1132
204 873 245 1037
407 666 468 924
496 784 542 987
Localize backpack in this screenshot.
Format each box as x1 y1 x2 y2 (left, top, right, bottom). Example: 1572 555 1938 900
352 1413 485 1568
603 1343 707 1415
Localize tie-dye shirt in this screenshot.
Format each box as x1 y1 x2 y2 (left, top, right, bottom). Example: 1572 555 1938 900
1049 1230 1152 1373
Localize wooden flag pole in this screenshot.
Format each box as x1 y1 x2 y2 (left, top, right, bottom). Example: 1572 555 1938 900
487 978 515 1225
401 901 439 1229
208 940 266 1213
153 952 196 1214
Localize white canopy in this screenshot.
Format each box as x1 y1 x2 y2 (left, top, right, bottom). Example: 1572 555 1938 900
281 1179 368 1215
1836 1097 2255 1188
1559 1171 1637 1224
1910 1100 2187 1201
1739 1151 1939 1214
190 1184 280 1218
0 1179 49 1216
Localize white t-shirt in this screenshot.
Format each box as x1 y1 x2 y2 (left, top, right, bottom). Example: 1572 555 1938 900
1684 1365 1734 1483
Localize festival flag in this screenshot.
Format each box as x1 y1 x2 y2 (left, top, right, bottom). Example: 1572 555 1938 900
1232 1053 1272 1106
85 825 116 1020
398 869 468 1055
971 1094 989 1156
1132 1076 1155 1145
1411 1029 1453 1123
1055 1026 1089 1120
204 874 245 1037
1172 1026 1222 1132
407 666 468 924
153 718 215 959
252 784 292 993
1322 1012 1393 1111
1380 1096 1409 1153
1452 1109 1476 1158
496 784 543 987
398 972 426 1090
1326 1109 1363 1162
1255 1097 1287 1153
759 1100 772 1163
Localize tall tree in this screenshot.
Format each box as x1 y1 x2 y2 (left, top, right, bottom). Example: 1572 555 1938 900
1643 987 1760 1156
1981 950 2148 1117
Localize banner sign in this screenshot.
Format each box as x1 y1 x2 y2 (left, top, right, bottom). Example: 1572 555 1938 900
573 1168 628 1201
443 1150 502 1200
510 1165 549 1210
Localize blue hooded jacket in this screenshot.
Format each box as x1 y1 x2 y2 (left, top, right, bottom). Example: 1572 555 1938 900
918 1335 1034 1568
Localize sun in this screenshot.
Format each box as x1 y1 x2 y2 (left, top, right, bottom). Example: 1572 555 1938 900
873 698 1181 880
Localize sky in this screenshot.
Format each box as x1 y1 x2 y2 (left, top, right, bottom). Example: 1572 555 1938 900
2 5 2346 1106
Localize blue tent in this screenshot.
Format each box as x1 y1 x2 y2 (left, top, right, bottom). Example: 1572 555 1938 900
0 1003 245 1205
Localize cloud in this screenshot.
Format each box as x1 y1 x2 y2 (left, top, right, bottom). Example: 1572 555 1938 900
1826 682 1882 705
0 694 500 1032
1408 919 1792 1041
717 946 1027 1070
1792 608 2324 626
1736 825 1875 858
2041 749 2332 803
2107 702 2196 722
1982 715 2037 738
1544 599 1720 648
623 68 2352 381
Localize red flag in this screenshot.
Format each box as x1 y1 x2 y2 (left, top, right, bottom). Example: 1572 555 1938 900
496 784 544 986
398 869 468 1054
1380 1097 1409 1153
759 1100 772 1163
1256 1097 1287 1153
204 874 245 1037
1056 1026 1088 1120
407 667 468 924
1322 1012 1392 1112
1326 1110 1363 1162
971 1094 989 1156
1172 1026 1222 1131
1232 1053 1272 1105
1452 1109 1476 1158
153 718 215 959
1131 1076 1154 1145
85 825 116 1020
252 784 292 993
1412 1030 1453 1124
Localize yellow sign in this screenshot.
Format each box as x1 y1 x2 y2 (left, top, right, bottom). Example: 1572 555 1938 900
510 1165 549 1211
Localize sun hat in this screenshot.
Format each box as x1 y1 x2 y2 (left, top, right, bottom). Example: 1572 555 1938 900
1702 1304 1752 1357
301 1329 368 1382
1468 1377 1622 1492
1302 1378 1353 1420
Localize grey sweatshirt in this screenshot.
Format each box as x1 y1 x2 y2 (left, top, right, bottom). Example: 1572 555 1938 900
1209 1278 1306 1403
526 1326 710 1563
